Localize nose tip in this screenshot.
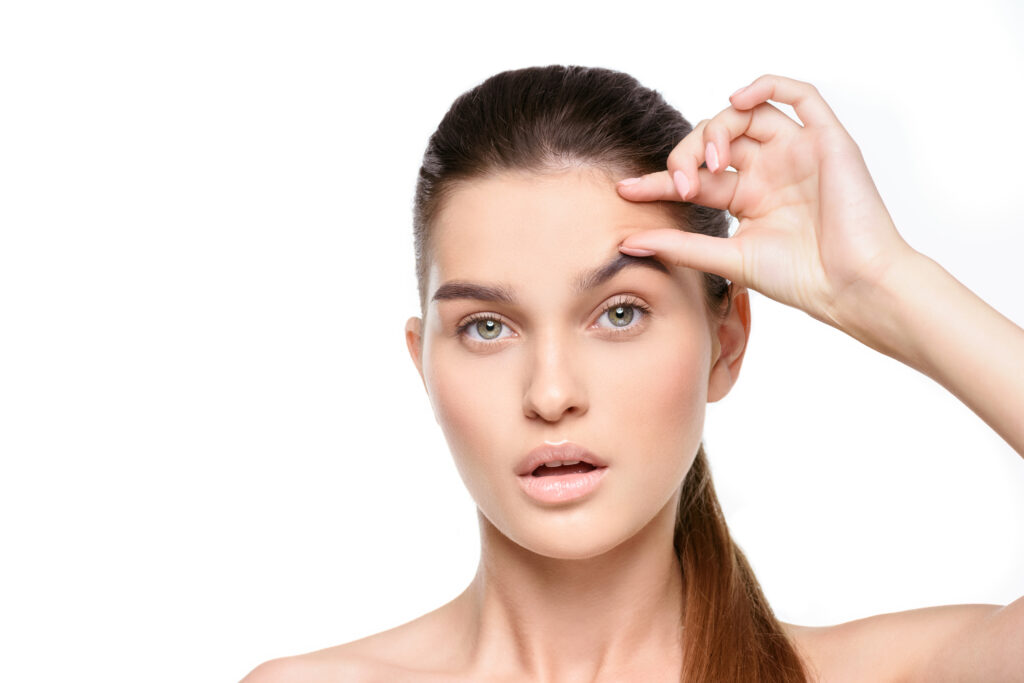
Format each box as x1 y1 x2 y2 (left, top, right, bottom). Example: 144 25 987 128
524 397 583 422
522 342 587 422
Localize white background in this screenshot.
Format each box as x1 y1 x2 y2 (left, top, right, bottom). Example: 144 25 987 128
2 1 1023 681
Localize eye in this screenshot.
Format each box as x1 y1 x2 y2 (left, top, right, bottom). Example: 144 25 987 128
454 295 653 348
594 295 652 335
456 313 515 344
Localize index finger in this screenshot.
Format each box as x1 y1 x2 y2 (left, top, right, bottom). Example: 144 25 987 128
730 74 841 130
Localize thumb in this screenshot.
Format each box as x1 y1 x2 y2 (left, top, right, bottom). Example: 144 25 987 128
619 228 743 284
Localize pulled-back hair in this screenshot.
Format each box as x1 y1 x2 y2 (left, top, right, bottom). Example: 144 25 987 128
412 64 810 683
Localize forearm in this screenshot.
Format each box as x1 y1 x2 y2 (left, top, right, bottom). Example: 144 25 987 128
840 251 1024 457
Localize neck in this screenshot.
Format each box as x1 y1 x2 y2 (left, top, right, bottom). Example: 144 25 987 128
450 489 685 681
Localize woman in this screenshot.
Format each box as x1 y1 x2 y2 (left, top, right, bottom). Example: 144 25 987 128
244 66 1024 681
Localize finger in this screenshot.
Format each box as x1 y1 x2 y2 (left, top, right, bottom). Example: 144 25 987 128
616 165 739 206
616 140 752 206
729 74 841 130
616 168 739 210
618 228 744 284
703 105 796 175
721 136 760 172
690 168 740 211
669 112 744 179
736 102 800 143
674 133 757 205
697 134 762 179
616 169 680 201
617 111 764 202
614 121 761 204
668 103 799 198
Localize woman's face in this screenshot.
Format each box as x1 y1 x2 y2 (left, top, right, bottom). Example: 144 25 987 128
405 167 748 560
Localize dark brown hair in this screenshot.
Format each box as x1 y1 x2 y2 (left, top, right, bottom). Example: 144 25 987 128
412 65 810 683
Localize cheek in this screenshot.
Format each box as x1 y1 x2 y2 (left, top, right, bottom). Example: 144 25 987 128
423 344 520 482
598 332 710 462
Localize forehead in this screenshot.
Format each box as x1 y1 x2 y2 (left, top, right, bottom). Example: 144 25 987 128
428 168 698 296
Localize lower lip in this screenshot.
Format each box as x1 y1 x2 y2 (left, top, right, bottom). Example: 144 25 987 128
516 467 608 504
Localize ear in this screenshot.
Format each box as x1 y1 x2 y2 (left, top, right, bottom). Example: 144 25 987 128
707 285 751 403
405 315 428 394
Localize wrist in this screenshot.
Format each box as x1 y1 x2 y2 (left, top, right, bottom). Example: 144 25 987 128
829 248 938 369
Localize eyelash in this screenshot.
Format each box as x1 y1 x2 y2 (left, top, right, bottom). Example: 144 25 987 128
454 295 653 345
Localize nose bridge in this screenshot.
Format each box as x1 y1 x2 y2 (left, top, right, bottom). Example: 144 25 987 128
522 323 587 421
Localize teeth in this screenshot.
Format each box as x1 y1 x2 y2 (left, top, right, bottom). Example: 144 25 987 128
543 460 581 467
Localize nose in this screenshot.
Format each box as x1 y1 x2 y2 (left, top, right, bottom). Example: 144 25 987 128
522 331 588 422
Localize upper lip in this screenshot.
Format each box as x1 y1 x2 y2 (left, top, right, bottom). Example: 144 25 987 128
515 442 609 476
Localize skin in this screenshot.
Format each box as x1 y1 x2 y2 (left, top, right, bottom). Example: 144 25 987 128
397 166 750 681
241 74 1024 682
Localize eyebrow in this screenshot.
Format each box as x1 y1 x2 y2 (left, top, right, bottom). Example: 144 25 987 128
430 253 671 305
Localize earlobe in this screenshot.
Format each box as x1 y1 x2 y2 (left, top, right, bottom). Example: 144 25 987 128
706 286 751 403
405 316 428 392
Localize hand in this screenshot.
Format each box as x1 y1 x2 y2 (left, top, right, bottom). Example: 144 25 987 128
616 74 918 333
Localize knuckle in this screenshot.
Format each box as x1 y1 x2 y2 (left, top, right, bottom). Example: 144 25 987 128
666 150 684 173
783 74 819 97
689 119 710 138
668 137 697 161
801 79 820 97
667 140 686 162
704 120 724 141
667 148 694 171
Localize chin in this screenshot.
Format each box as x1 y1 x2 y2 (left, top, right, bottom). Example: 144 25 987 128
560 521 637 557
489 505 657 561
519 532 628 561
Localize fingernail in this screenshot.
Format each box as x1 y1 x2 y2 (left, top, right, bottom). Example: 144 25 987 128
618 176 643 186
672 170 690 200
730 85 748 99
619 246 657 257
706 142 719 173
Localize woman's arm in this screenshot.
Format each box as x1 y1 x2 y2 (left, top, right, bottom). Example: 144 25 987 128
848 249 1024 457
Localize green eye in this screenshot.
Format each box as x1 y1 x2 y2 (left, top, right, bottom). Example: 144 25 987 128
607 305 634 327
456 314 510 343
596 295 653 335
476 319 502 339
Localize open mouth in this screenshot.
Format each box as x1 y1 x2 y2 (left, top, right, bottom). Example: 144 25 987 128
517 461 609 503
532 462 599 477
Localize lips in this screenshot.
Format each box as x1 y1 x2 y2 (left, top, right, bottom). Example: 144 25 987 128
514 442 609 477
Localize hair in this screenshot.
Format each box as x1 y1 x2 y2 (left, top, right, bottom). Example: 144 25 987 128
412 65 810 683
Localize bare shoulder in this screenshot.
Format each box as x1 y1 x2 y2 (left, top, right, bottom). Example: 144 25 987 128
239 627 437 683
239 645 384 683
781 600 1010 683
240 602 463 683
